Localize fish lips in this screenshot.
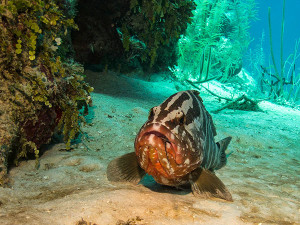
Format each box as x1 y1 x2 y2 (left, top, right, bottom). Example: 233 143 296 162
135 123 183 166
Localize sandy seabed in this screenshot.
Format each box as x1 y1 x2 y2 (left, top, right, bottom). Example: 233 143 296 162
0 70 299 225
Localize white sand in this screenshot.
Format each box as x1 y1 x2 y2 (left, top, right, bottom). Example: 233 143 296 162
0 70 299 225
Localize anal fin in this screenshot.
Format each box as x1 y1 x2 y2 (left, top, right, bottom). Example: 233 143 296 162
190 167 233 201
107 152 146 184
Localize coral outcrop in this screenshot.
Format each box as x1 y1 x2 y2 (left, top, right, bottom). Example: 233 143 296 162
0 0 92 184
72 0 196 73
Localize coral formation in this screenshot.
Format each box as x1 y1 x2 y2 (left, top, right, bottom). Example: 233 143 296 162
122 0 196 71
71 0 196 73
0 0 92 184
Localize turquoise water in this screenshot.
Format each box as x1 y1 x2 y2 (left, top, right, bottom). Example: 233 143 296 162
1 1 299 224
248 0 300 68
246 0 300 98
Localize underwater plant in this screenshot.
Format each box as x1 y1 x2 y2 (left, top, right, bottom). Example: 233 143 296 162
0 0 92 184
122 0 196 71
172 0 257 83
260 0 300 104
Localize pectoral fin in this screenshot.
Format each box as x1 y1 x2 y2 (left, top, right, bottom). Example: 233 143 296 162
189 167 233 201
107 152 146 184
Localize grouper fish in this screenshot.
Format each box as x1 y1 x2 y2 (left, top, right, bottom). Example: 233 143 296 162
107 90 233 201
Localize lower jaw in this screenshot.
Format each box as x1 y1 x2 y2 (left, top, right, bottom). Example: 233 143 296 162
136 140 185 179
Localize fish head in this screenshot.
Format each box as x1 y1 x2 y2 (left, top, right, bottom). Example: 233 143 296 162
134 91 203 185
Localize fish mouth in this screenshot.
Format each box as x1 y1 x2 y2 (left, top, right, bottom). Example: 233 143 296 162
135 123 184 179
135 123 183 164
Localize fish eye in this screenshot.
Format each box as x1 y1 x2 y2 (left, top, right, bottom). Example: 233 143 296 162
176 111 185 125
178 115 185 125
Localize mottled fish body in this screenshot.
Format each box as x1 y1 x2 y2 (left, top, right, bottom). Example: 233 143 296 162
107 90 233 201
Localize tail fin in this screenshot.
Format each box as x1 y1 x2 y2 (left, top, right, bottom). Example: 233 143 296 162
215 136 232 170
